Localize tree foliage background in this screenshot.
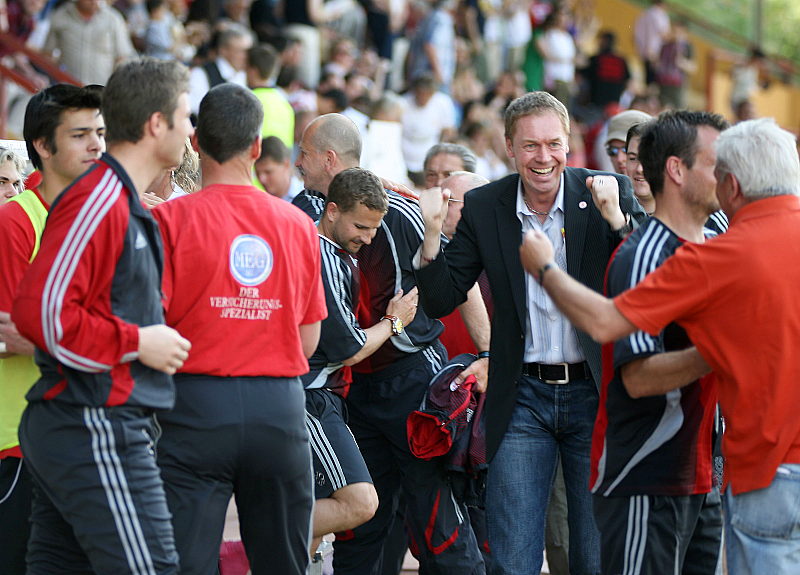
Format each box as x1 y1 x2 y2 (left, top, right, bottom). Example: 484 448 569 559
667 0 800 71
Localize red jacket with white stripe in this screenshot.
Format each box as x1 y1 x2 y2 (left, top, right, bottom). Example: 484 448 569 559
12 154 174 409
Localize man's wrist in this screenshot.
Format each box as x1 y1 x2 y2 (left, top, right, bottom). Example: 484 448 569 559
538 262 555 285
614 213 633 237
420 235 441 263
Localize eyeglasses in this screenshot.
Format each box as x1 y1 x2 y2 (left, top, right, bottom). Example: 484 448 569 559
447 198 463 203
606 146 625 157
0 177 23 192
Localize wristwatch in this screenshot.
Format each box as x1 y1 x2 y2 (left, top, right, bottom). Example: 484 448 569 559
381 315 404 336
615 214 634 238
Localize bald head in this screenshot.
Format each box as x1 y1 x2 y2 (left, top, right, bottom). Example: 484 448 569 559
441 171 488 239
296 113 363 194
306 113 362 166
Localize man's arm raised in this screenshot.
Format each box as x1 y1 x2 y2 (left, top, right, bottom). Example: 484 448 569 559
417 186 450 265
519 229 637 344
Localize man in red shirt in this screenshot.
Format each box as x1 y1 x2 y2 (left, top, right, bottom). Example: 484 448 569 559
153 83 327 575
0 83 105 575
520 117 800 575
11 59 193 574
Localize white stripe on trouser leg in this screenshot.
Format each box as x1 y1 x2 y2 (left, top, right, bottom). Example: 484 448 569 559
305 412 347 491
623 495 649 575
84 407 157 575
0 457 23 504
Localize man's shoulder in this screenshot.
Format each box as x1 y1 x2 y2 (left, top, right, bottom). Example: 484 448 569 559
254 87 292 106
99 3 127 23
62 161 122 201
385 190 424 228
266 189 317 227
291 189 324 220
466 173 518 202
564 165 612 180
611 219 677 274
0 196 30 229
50 2 74 20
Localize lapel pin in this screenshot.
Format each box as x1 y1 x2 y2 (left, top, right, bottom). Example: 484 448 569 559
578 201 588 209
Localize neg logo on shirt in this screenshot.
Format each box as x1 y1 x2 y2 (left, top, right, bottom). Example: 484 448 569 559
229 234 273 286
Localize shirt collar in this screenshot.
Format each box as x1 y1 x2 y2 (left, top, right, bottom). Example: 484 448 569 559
729 195 800 226
216 57 238 80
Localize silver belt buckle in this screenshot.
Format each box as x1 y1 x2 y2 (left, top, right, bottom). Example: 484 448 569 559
541 362 570 384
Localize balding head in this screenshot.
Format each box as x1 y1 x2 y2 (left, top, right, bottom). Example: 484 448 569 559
306 113 362 166
441 171 488 239
296 113 362 195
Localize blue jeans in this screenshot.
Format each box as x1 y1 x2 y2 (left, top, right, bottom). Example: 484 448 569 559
486 375 600 575
723 464 800 575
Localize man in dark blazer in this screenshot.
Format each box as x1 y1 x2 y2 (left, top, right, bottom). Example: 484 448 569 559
414 91 645 575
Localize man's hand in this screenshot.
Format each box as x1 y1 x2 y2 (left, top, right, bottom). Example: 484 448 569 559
456 357 488 393
0 311 35 356
138 324 191 374
380 176 417 200
520 230 555 277
418 186 450 231
417 186 450 263
586 175 626 230
385 287 419 328
141 192 166 210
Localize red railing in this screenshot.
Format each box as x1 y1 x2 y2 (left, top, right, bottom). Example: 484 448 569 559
0 30 80 137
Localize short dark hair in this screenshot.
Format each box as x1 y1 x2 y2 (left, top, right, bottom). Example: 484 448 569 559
103 59 189 145
145 0 164 14
197 83 263 164
319 88 348 112
625 121 648 150
638 110 729 195
411 73 437 92
258 135 291 163
24 84 103 171
247 43 279 80
325 167 388 214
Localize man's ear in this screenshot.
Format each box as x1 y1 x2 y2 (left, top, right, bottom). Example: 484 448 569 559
727 172 745 206
664 156 684 186
251 136 261 161
504 137 514 160
32 137 52 161
325 149 337 170
324 201 339 222
145 111 164 139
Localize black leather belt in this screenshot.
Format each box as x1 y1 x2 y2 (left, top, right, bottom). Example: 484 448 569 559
521 362 589 384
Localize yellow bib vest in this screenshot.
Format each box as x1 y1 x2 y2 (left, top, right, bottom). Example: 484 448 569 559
0 189 47 454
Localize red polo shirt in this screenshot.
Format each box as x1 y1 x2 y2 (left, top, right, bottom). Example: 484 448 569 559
615 195 800 494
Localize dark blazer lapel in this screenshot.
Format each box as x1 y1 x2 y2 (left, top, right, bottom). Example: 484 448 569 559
496 175 526 328
563 168 592 279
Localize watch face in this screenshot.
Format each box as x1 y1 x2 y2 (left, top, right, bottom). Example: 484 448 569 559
394 318 404 334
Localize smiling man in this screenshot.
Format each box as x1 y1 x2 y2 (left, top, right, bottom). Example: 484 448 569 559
414 91 645 575
519 117 800 575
